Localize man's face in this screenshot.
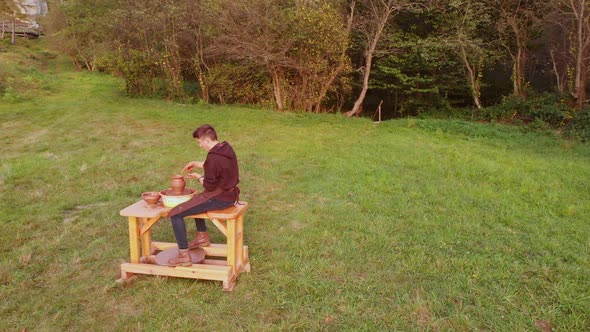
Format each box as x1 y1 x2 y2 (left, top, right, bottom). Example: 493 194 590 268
197 137 209 151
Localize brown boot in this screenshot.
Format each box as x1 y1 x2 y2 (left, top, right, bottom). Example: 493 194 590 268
188 232 211 249
168 249 192 267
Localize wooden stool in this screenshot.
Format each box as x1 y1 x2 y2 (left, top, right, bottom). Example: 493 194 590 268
118 201 249 291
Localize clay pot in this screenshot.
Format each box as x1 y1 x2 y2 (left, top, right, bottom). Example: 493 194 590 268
171 174 186 195
142 191 161 206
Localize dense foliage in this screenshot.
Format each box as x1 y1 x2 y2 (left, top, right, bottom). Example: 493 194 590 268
0 0 584 138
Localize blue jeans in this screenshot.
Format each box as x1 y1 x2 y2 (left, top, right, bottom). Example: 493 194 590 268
170 198 235 249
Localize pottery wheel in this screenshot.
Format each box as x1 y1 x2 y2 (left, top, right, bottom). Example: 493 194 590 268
155 248 205 266
162 188 194 196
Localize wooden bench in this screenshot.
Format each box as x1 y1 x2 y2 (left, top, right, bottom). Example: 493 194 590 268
118 201 250 291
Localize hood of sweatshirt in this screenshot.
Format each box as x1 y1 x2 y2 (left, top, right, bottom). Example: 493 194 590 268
208 141 236 160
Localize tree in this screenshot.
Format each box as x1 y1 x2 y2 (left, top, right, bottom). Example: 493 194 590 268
0 0 25 44
203 0 294 110
546 0 590 110
346 0 412 117
204 0 352 112
286 1 353 112
495 0 543 97
370 13 470 116
108 0 189 100
0 1 14 40
440 0 501 109
45 0 116 70
544 24 569 93
183 1 213 103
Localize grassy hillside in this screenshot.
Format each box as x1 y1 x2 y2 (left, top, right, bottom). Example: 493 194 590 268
1 39 589 331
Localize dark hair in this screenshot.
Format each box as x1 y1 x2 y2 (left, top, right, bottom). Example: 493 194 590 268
193 124 218 140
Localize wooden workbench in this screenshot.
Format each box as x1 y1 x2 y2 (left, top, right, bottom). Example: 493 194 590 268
118 200 249 291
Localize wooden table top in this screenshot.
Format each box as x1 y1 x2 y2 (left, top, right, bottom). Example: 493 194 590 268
120 200 169 218
120 200 249 219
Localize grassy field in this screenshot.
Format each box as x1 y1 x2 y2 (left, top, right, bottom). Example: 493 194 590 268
1 39 590 331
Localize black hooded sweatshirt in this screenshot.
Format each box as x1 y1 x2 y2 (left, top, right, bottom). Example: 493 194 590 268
203 141 239 202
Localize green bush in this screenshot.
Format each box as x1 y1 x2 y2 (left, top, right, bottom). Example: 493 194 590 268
480 93 571 127
565 108 590 142
206 63 272 106
403 94 458 118
478 103 516 122
2 86 23 103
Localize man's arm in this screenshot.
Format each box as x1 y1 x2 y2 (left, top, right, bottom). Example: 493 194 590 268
201 157 219 191
181 161 204 173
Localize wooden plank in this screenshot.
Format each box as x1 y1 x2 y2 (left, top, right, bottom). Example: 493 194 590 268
185 213 208 219
140 217 152 258
223 279 236 292
151 241 177 251
236 215 244 271
152 241 224 257
121 200 248 219
205 244 248 259
243 246 251 273
204 244 228 257
115 275 138 286
128 217 140 263
120 200 169 218
140 216 162 235
207 202 249 219
209 218 227 236
208 243 228 249
120 263 231 281
120 268 135 281
227 218 237 275
148 242 248 258
202 259 228 266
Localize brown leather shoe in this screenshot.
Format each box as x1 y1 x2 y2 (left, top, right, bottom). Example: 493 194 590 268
188 232 211 249
168 249 192 266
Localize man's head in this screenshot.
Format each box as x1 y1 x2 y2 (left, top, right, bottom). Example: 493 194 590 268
193 124 218 151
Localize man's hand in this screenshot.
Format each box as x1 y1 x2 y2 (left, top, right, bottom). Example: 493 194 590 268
184 172 202 179
181 161 204 173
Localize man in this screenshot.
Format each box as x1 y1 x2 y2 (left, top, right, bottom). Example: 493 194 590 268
167 124 240 266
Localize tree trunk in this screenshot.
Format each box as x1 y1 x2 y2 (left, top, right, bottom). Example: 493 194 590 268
271 67 284 111
513 44 527 97
313 2 355 113
346 1 394 117
313 63 342 113
460 45 482 109
11 11 15 45
513 61 520 96
576 53 587 110
71 56 81 70
197 70 209 103
502 3 530 98
346 32 379 117
573 0 586 109
550 49 565 93
2 17 5 39
219 87 225 104
196 41 210 103
567 0 590 110
192 43 210 103
346 52 373 117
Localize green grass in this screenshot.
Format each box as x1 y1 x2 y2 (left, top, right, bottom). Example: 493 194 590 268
1 39 590 331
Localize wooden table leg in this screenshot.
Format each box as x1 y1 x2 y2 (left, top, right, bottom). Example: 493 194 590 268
128 216 140 263
236 215 244 272
226 218 237 276
140 217 152 258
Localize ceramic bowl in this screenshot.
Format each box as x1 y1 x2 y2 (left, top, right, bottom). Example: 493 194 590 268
142 191 161 206
159 188 196 207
